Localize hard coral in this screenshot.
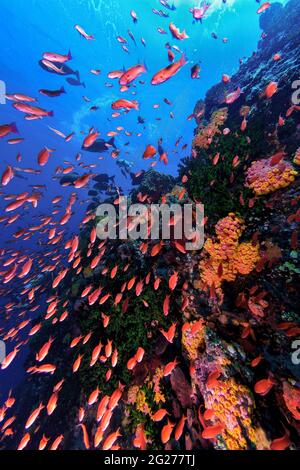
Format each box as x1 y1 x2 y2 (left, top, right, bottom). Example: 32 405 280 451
193 108 228 149
198 214 260 292
182 320 206 361
204 378 257 450
188 323 264 450
152 367 166 405
245 157 297 196
293 148 300 166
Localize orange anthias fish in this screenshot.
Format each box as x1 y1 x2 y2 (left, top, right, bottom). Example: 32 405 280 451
102 428 121 450
43 50 72 63
0 122 19 138
163 359 179 377
169 23 189 40
143 145 157 160
39 434 50 450
202 423 225 439
169 272 179 291
119 64 147 86
262 81 278 99
111 99 139 110
75 24 94 40
1 165 14 186
257 2 271 14
47 392 58 415
25 403 44 429
17 432 31 450
282 381 300 420
160 323 176 343
83 130 100 148
38 147 55 166
151 54 187 85
13 102 53 117
225 87 242 104
270 149 286 166
50 434 64 450
152 409 169 422
206 369 222 389
174 415 187 441
270 431 290 450
161 419 175 444
133 424 147 450
254 374 276 396
78 423 90 449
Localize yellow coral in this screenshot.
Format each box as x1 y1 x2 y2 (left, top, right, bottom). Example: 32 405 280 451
232 242 260 275
293 148 300 166
245 157 297 195
127 385 139 405
182 321 205 360
198 214 260 292
205 378 256 450
152 367 166 404
136 389 151 415
193 108 228 149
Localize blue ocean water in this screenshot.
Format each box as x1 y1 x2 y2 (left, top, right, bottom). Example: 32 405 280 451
0 0 287 397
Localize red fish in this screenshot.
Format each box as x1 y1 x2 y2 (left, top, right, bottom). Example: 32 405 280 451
202 423 225 439
254 375 276 396
263 81 278 99
111 99 139 110
151 54 187 85
83 130 100 148
0 122 18 138
43 51 72 63
189 3 211 22
38 147 55 166
161 419 175 444
160 323 176 343
1 165 14 186
169 23 189 40
143 145 157 160
75 25 94 40
13 102 53 117
119 64 146 86
130 10 138 23
257 2 271 14
225 87 242 104
270 431 290 450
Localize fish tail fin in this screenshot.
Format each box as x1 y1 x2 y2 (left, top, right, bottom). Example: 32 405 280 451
11 122 19 134
108 137 116 148
48 111 54 117
61 86 66 94
82 82 86 88
68 49 72 61
181 53 188 66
